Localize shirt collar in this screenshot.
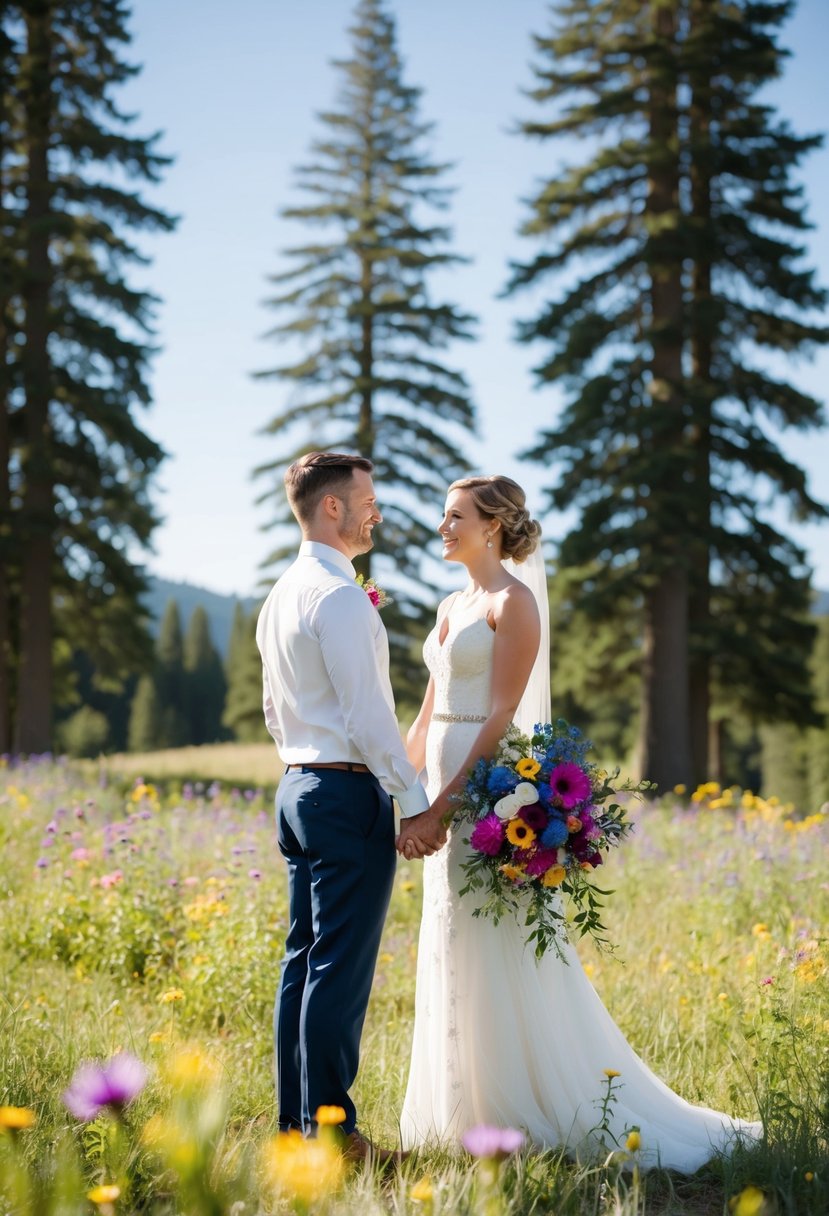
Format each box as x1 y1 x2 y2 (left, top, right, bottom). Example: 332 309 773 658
299 540 357 580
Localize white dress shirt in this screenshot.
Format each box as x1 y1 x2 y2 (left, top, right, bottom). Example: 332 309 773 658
256 540 429 818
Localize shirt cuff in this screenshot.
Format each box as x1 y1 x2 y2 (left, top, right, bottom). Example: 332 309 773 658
396 780 429 818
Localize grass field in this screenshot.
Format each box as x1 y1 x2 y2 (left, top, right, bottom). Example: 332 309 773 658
1 753 828 1214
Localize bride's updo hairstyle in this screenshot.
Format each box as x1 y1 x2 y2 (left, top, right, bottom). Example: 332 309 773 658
449 475 541 563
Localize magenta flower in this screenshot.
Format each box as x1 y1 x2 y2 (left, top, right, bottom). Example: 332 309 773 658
549 762 591 809
63 1052 148 1121
524 848 560 878
470 813 505 856
462 1124 526 1158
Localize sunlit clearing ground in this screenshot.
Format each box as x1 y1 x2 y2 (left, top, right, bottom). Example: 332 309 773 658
1 756 828 1213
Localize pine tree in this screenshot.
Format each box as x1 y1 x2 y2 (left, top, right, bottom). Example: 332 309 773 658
808 614 829 809
128 672 160 753
222 605 268 743
3 0 174 752
183 605 226 745
155 598 187 748
507 0 826 789
256 0 476 698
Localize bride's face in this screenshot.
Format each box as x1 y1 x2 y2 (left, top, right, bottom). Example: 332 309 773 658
438 489 493 564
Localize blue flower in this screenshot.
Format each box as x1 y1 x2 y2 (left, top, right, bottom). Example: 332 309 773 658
487 766 519 796
541 818 569 848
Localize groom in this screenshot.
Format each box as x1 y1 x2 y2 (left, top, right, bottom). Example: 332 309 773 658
256 451 439 1158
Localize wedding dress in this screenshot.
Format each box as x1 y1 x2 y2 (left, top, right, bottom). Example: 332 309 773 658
399 595 761 1171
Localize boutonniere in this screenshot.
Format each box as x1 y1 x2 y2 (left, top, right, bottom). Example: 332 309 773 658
355 574 391 610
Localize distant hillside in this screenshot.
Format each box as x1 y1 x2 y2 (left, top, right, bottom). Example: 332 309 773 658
143 578 260 658
816 589 829 615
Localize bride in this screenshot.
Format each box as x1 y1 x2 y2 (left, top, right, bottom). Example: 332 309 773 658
395 474 761 1172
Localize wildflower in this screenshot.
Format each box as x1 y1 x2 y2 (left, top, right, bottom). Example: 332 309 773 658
63 1052 148 1121
566 814 583 832
603 1069 621 1079
401 880 415 892
461 1124 525 1158
159 988 185 1004
487 765 519 796
470 813 506 856
673 784 686 795
515 757 541 780
87 1184 121 1205
805 1171 814 1181
0 1105 36 1131
411 1176 434 1202
499 863 525 882
728 1185 773 1216
167 1047 219 1090
549 762 591 809
542 864 566 888
505 819 536 848
518 803 547 832
248 868 262 880
99 870 123 889
315 1105 346 1126
625 1129 641 1152
262 1129 345 1204
355 574 391 609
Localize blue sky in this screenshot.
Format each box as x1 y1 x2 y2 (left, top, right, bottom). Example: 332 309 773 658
124 0 829 596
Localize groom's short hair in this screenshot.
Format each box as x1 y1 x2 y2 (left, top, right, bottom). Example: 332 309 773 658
284 451 374 526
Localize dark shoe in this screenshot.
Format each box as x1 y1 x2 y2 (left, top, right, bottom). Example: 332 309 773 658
342 1129 408 1170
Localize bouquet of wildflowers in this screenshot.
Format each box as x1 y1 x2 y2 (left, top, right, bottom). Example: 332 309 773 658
454 720 648 960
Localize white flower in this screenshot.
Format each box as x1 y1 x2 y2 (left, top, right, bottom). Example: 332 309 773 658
513 782 540 806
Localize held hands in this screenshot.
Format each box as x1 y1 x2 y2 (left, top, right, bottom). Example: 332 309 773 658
396 805 448 860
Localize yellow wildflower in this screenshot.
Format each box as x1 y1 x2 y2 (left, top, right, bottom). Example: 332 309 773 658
262 1130 345 1204
625 1129 641 1152
315 1105 346 1126
167 1046 219 1090
805 1171 814 1182
159 988 185 1004
542 864 566 888
87 1185 121 1205
0 1106 36 1131
515 757 541 780
603 1069 621 1079
499 863 525 882
673 784 686 795
505 818 536 848
751 924 770 940
401 880 415 892
728 1185 773 1216
411 1176 434 1202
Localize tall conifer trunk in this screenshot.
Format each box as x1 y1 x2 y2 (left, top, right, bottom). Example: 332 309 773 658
16 1 53 753
639 0 692 789
688 0 714 784
0 25 14 752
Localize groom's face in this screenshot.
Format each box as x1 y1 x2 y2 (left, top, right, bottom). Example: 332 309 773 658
337 469 382 557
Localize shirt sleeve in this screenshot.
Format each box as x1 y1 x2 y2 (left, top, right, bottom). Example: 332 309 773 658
261 663 280 745
312 585 429 816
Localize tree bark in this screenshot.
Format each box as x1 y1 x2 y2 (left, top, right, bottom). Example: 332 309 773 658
638 0 693 790
0 26 14 752
15 1 53 754
688 0 713 785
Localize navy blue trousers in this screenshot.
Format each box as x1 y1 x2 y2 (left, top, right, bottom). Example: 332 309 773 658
274 768 396 1134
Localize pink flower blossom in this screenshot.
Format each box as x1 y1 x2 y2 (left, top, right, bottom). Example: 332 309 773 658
462 1124 525 1158
549 762 591 809
524 848 560 878
99 870 123 888
470 813 505 856
63 1053 148 1121
366 586 381 607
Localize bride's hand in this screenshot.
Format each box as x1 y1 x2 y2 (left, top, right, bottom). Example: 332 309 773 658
396 807 447 859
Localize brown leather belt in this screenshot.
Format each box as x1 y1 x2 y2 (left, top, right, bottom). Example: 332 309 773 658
285 762 371 774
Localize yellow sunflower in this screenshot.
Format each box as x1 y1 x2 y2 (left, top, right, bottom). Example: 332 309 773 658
515 758 541 780
505 818 536 848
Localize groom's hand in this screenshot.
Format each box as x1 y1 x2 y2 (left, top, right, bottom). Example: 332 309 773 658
396 807 447 859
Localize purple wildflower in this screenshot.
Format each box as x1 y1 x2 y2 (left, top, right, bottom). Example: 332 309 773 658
470 814 505 856
462 1124 526 1158
248 868 262 880
63 1052 148 1121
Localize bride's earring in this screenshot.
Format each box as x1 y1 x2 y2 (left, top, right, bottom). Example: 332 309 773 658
486 534 493 549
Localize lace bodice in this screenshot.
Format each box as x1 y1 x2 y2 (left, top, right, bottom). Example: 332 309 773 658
424 604 494 719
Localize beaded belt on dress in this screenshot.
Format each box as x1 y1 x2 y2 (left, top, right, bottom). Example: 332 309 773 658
432 712 487 723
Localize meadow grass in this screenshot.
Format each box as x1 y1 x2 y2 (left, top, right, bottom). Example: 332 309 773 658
1 755 828 1214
